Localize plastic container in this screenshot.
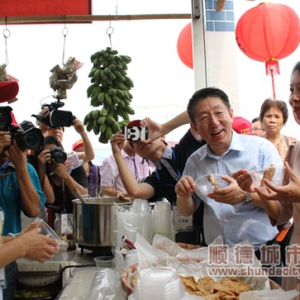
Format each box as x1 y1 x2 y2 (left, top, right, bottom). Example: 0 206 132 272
195 174 229 195
124 250 138 268
132 267 186 300
248 166 285 188
35 219 68 248
94 256 115 269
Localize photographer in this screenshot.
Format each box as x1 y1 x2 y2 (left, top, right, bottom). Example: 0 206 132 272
19 120 55 227
41 136 88 234
101 138 152 197
0 82 47 300
37 106 95 163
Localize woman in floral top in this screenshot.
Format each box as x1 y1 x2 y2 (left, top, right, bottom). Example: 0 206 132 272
260 99 297 162
259 98 297 266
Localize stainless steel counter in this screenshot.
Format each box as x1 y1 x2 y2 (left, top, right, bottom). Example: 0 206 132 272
57 266 99 299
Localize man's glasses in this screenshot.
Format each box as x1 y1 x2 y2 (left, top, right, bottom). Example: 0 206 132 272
196 109 228 125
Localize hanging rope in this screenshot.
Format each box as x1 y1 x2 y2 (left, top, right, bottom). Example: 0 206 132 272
2 17 10 66
106 19 114 49
115 0 119 22
62 14 69 66
105 0 118 49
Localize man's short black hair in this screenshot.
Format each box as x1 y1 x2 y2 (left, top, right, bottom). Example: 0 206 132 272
187 87 231 123
251 117 260 123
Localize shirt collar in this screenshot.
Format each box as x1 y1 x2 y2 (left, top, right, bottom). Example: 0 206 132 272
0 160 14 170
199 130 245 161
153 147 172 170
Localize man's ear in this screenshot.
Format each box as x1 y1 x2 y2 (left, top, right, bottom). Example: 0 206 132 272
190 122 199 135
229 108 234 121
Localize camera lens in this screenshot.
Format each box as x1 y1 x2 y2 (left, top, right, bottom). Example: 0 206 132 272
24 131 43 150
52 112 64 124
50 110 74 128
53 151 67 164
12 127 44 151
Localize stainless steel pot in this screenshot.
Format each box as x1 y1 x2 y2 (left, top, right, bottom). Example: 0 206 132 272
72 197 131 247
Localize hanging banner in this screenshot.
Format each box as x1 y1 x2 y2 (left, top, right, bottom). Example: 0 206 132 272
0 0 91 19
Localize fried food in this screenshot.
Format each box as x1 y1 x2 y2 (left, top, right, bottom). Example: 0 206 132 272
197 276 215 295
206 175 220 188
180 276 199 294
219 277 250 294
131 274 136 287
260 164 275 186
180 276 250 300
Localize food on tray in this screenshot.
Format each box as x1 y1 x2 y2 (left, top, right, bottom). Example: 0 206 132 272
179 276 249 300
131 274 137 287
260 164 275 186
206 175 220 188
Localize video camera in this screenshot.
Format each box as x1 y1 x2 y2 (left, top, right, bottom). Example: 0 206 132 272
32 96 75 128
0 106 44 151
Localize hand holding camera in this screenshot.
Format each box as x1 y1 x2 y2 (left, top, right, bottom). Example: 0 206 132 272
0 131 11 154
0 106 44 151
32 97 75 129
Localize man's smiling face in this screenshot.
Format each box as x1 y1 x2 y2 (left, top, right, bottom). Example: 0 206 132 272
191 97 233 156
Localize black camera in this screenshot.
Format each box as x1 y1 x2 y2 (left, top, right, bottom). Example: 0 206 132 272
32 97 75 128
122 126 148 141
49 147 67 164
0 106 44 151
10 126 44 151
0 106 14 131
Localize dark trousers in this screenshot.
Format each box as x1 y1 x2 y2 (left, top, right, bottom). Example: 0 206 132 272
278 223 294 266
255 238 282 286
3 261 18 300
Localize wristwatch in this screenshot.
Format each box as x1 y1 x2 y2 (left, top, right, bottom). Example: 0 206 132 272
241 192 251 204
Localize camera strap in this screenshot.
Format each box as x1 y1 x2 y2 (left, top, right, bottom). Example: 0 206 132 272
0 160 10 170
61 179 67 212
155 150 182 187
130 156 140 182
0 160 15 178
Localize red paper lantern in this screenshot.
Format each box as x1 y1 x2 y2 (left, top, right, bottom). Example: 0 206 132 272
235 3 300 99
177 22 193 69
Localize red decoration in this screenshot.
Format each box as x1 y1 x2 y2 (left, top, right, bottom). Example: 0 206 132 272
177 22 193 69
235 3 300 100
0 0 91 19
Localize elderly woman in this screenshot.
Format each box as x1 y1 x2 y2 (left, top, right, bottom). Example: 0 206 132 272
260 99 297 162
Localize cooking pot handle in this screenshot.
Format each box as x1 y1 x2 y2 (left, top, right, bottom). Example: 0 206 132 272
64 175 87 204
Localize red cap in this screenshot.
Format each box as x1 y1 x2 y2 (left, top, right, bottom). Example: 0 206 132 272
232 117 252 135
0 81 19 103
72 139 83 151
127 120 142 127
10 111 19 127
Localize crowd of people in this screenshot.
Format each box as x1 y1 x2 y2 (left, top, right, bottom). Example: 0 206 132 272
1 59 300 298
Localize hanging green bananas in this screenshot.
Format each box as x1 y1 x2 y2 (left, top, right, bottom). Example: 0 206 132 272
84 46 136 144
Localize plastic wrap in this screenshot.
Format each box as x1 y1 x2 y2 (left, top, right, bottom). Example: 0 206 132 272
87 269 126 300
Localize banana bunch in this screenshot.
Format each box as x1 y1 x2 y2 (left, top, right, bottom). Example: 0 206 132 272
84 47 135 143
